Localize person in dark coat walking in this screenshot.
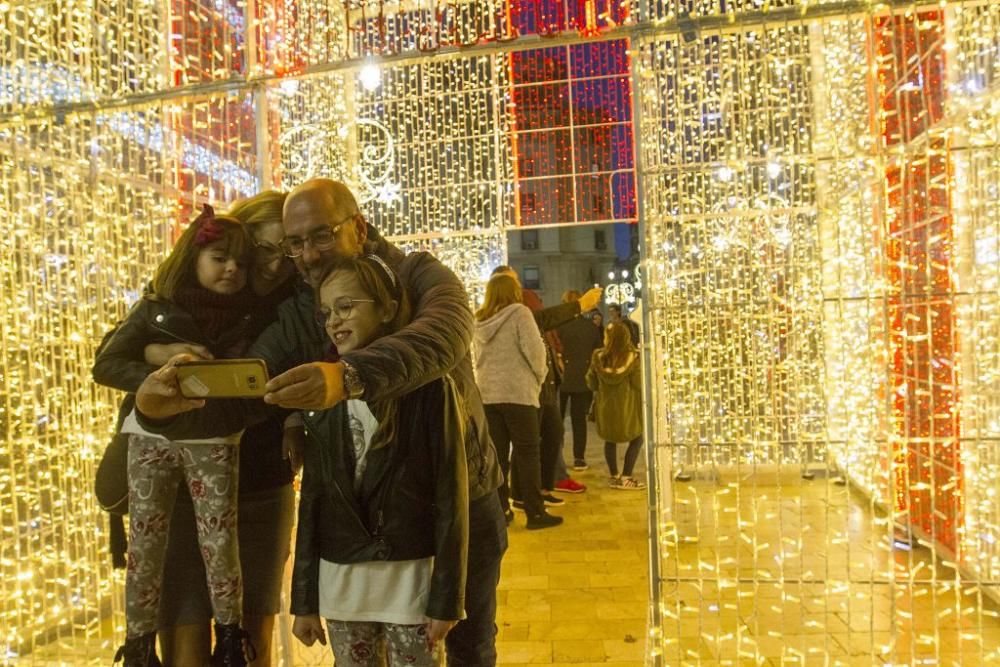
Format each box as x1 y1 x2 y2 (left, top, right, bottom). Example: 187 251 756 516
555 290 603 470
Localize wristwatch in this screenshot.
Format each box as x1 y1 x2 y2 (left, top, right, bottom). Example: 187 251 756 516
341 361 365 400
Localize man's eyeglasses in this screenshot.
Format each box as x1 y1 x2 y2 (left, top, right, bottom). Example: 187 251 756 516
280 213 357 258
317 297 376 326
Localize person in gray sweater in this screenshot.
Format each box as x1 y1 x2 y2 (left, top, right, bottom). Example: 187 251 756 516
474 274 562 530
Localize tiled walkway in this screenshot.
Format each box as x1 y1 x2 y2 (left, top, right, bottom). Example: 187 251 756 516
496 432 651 666
658 470 1000 665
38 435 1000 665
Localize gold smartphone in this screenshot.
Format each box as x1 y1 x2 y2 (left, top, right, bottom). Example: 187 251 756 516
175 359 269 399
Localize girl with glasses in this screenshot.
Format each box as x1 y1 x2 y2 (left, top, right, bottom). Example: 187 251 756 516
290 255 469 667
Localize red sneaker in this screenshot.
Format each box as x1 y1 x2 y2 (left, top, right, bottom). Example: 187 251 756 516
554 478 587 494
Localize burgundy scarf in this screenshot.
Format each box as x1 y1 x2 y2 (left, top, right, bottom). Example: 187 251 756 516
173 286 256 343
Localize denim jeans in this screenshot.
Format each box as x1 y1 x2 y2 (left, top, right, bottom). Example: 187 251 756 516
444 492 508 666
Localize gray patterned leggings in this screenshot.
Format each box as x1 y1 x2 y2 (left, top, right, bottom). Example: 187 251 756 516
326 619 437 666
126 434 241 637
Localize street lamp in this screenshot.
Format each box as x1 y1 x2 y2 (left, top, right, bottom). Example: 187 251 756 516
605 265 641 307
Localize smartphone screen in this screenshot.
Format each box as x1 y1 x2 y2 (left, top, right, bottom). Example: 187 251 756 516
175 359 269 399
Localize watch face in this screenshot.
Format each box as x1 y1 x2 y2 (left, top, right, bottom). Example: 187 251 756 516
343 364 364 398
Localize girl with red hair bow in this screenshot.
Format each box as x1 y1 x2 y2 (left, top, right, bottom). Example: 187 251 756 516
94 205 258 666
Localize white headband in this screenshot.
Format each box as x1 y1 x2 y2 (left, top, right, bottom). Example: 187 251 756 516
363 254 398 290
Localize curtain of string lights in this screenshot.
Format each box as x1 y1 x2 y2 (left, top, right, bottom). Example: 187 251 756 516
1 0 999 664
641 1 1000 663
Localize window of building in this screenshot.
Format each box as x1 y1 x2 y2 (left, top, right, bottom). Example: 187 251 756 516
594 229 607 250
523 265 541 289
521 229 539 250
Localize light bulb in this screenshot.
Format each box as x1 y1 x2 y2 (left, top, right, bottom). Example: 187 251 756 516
359 63 382 92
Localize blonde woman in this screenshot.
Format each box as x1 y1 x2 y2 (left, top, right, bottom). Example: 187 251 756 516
474 275 562 529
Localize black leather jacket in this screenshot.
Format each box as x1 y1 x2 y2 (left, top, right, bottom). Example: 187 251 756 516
92 292 296 493
92 296 254 393
291 377 469 620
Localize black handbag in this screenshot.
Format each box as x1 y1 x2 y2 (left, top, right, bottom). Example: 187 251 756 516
95 396 133 568
95 431 129 514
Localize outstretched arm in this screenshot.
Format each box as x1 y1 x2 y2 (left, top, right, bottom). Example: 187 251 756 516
529 287 602 333
264 252 473 410
343 252 473 401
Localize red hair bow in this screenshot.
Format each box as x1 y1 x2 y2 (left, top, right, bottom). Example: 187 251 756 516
193 204 225 246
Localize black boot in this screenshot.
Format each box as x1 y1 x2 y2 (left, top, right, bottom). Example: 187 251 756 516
113 631 162 667
211 622 256 667
526 510 563 530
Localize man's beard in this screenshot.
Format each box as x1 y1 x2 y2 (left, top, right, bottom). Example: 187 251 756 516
295 254 333 287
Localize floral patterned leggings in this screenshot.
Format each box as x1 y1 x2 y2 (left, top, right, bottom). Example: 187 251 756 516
326 619 437 666
126 434 241 637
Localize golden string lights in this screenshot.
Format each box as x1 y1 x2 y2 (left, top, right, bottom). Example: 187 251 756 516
0 110 173 660
640 2 1000 663
1 0 1000 664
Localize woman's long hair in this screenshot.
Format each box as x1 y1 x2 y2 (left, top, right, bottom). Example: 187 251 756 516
475 274 522 321
316 256 412 452
598 322 635 371
152 207 249 302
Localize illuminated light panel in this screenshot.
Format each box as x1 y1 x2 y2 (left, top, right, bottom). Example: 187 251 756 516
3 0 1000 664
638 4 1000 663
0 111 174 661
510 40 637 227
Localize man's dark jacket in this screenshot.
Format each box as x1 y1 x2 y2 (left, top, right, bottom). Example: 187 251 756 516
140 226 504 502
291 377 468 620
522 289 580 406
555 316 602 394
